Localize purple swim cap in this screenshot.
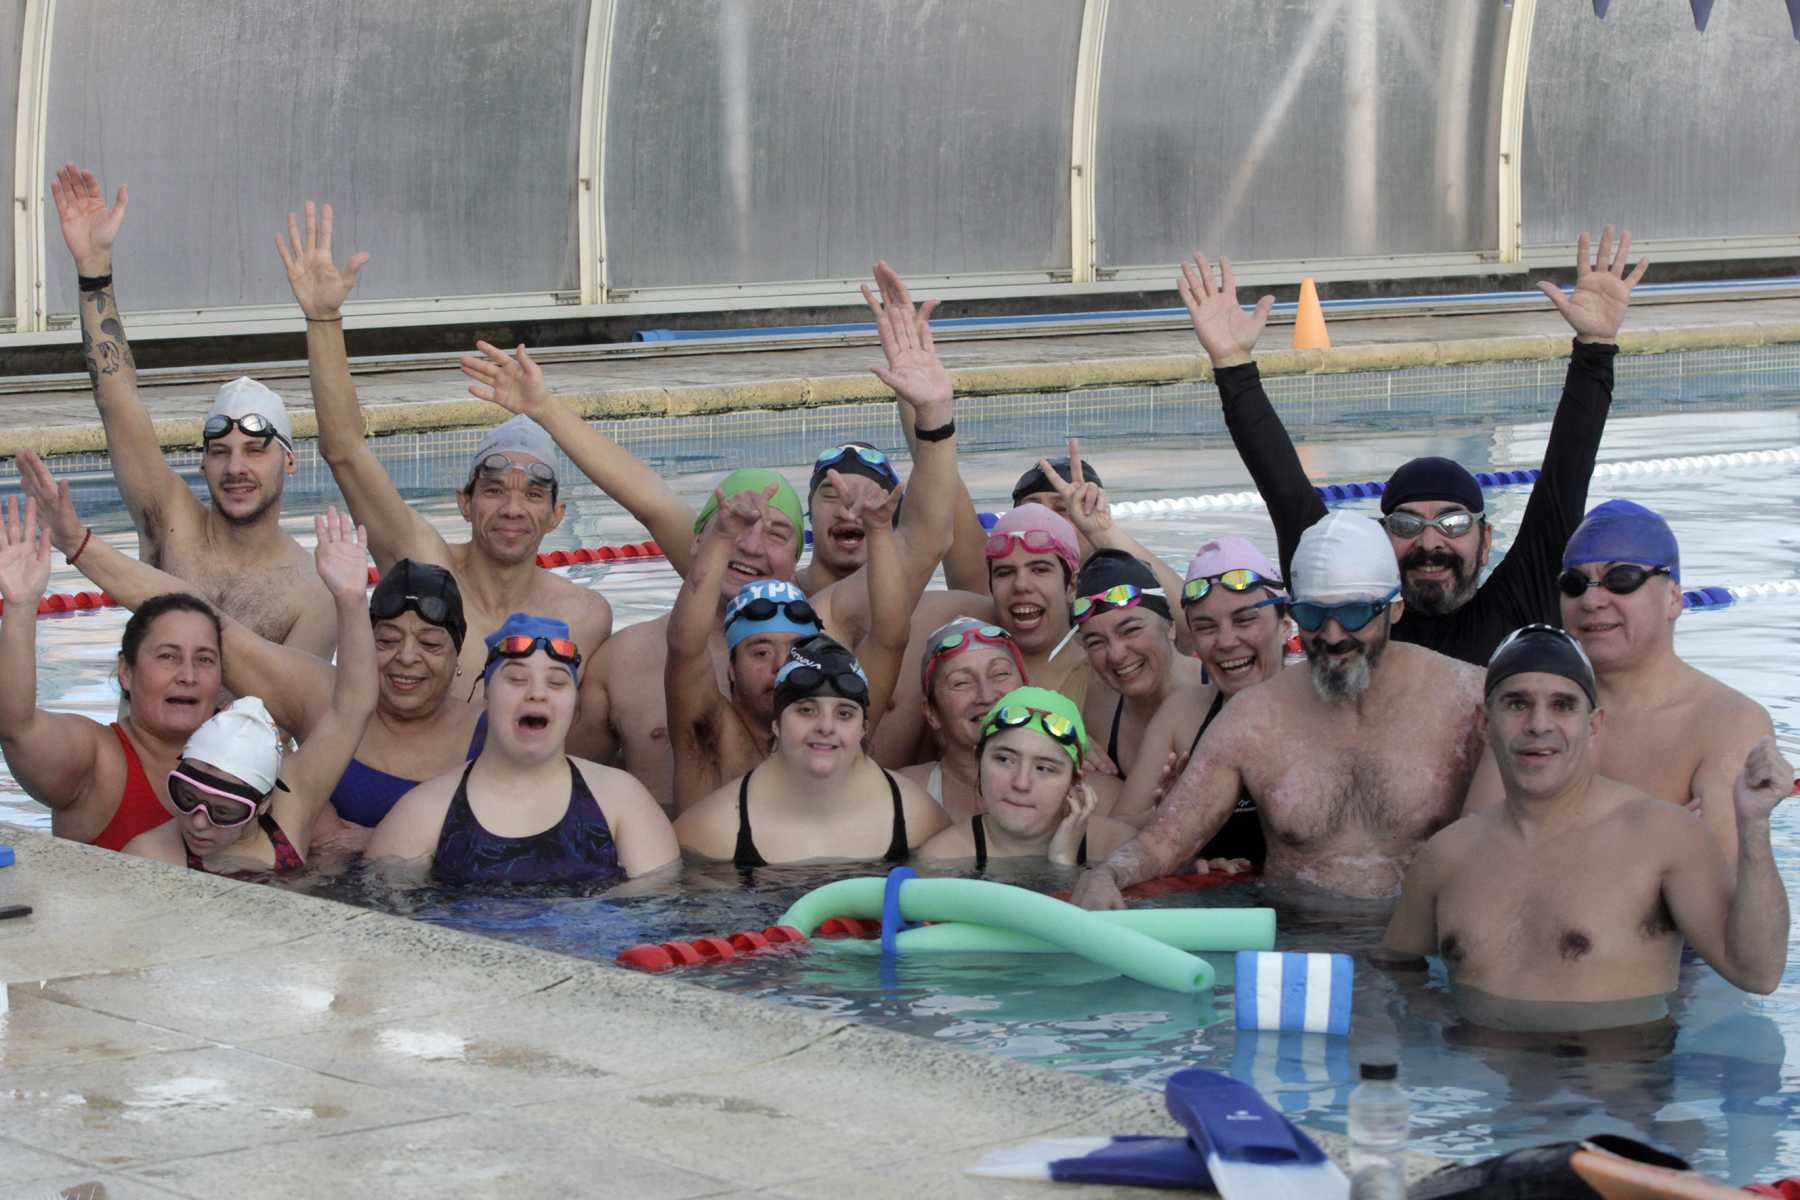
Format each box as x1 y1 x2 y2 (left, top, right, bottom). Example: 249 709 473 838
1562 499 1680 582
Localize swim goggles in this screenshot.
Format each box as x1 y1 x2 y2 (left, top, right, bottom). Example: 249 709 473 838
812 444 899 489
486 634 582 670
202 413 282 444
1072 584 1165 623
921 623 1021 693
1291 588 1401 633
1490 622 1589 658
1556 564 1670 598
369 589 460 637
1181 569 1281 606
167 762 271 828
724 596 821 630
1380 510 1482 540
468 454 557 493
980 705 1083 764
983 529 1075 572
774 659 870 704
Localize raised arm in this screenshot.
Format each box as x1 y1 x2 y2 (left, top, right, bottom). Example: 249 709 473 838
277 202 440 570
1036 453 1187 605
276 509 378 859
14 451 335 735
0 496 111 808
1178 254 1322 580
832 472 915 737
1664 738 1792 994
460 341 700 576
50 164 198 544
896 399 991 594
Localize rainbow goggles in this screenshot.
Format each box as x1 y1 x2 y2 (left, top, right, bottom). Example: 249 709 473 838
1181 569 1282 606
979 704 1084 765
1071 583 1165 623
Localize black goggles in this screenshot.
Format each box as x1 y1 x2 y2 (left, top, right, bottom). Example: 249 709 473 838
777 664 869 704
370 590 463 646
1557 564 1671 598
203 413 284 445
725 597 821 629
469 454 558 493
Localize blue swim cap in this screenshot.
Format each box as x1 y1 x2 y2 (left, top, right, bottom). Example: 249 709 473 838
723 580 822 652
483 612 579 682
1562 500 1680 582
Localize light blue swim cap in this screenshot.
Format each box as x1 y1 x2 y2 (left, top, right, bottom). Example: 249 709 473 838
1562 499 1680 582
723 580 821 652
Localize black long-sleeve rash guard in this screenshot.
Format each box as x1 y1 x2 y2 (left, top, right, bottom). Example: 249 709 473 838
1214 338 1618 665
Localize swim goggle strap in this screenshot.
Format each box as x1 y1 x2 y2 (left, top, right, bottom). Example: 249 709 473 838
1071 583 1166 623
774 659 870 705
484 634 581 673
202 413 285 446
1556 563 1670 598
467 453 558 496
1180 569 1284 607
167 762 274 829
979 705 1083 766
921 623 1023 693
812 444 899 489
1489 622 1591 661
1290 587 1402 633
1380 509 1484 540
724 596 822 631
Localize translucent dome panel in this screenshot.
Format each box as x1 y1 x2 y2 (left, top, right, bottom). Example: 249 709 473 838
1523 0 1800 246
0 0 22 319
42 0 588 315
1094 0 1504 268
602 0 1083 291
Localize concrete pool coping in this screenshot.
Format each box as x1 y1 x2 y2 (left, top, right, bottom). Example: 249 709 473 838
3 300 1799 460
0 822 1450 1197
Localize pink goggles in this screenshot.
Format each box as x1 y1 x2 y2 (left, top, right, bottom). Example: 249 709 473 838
983 530 1078 577
167 764 268 828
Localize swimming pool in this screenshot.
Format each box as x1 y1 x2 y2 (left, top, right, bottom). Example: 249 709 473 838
4 347 1798 1182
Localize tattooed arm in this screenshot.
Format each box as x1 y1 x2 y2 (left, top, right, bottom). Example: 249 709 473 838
50 164 199 549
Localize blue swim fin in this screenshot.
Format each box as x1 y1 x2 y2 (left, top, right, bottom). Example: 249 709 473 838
1164 1067 1348 1200
967 1136 1212 1188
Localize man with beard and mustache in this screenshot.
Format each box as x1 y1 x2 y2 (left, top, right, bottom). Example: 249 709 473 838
1072 513 1486 909
1177 228 1649 664
49 163 334 657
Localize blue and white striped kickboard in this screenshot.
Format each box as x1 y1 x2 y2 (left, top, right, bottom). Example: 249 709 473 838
1234 951 1354 1036
1231 1029 1354 1116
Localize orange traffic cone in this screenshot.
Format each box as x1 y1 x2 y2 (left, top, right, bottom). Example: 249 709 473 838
1292 277 1330 350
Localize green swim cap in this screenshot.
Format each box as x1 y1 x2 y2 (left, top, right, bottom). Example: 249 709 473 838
693 468 805 537
978 685 1089 767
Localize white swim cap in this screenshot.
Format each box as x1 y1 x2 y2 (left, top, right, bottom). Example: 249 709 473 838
471 414 557 476
180 697 283 795
206 377 294 452
1290 512 1400 603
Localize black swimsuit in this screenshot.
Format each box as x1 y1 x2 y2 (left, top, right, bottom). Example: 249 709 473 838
1186 690 1265 865
733 765 910 868
971 812 1085 870
1107 697 1129 780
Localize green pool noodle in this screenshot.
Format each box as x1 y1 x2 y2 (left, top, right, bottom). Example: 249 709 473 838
778 876 1264 994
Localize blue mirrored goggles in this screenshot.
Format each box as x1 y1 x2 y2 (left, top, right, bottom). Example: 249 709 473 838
1291 588 1401 633
812 444 899 488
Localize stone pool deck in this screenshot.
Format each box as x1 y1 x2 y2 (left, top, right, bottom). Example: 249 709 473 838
2 296 1799 459
0 824 1447 1198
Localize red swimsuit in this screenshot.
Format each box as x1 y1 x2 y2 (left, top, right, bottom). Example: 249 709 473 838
91 724 174 852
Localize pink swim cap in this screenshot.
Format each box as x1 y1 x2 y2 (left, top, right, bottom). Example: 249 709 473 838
984 506 1080 577
1185 536 1285 595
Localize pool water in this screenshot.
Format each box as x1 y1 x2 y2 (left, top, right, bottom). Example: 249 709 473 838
3 374 1798 1182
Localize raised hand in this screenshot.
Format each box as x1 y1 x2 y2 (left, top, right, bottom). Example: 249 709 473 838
1732 736 1794 822
709 483 777 545
461 341 553 419
1048 782 1100 866
12 450 86 556
0 496 52 605
1148 748 1192 810
1176 254 1274 368
1036 455 1113 542
275 202 370 320
826 468 903 533
50 163 127 275
313 506 371 599
862 262 953 428
1538 226 1649 341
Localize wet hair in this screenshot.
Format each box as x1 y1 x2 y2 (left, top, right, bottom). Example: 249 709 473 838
118 593 222 699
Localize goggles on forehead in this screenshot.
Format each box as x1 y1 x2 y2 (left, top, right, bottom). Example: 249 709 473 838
775 662 870 704
725 596 821 630
203 413 282 444
983 529 1072 565
981 705 1082 763
167 762 271 829
813 444 899 487
370 590 459 635
469 454 557 492
1291 588 1400 634
1181 569 1281 606
1491 622 1587 658
922 624 1020 691
486 634 581 670
1071 584 1164 623
1381 509 1481 540
1556 564 1670 598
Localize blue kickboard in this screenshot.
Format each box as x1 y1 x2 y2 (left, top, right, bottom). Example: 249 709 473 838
1234 951 1354 1035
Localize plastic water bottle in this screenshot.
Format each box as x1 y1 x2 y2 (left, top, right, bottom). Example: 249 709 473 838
1349 1161 1406 1199
1347 1061 1409 1173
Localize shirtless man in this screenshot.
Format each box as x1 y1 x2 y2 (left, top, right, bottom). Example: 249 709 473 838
794 441 900 595
1466 500 1776 869
666 476 914 812
282 203 612 683
1072 513 1486 908
1178 229 1647 664
50 163 333 656
1379 625 1789 1030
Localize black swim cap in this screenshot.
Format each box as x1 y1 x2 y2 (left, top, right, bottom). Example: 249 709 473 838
1381 456 1483 516
1485 624 1596 708
1073 549 1171 620
1012 457 1104 508
369 560 467 652
773 635 871 715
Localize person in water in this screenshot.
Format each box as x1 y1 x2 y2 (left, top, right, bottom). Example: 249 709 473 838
1178 229 1647 664
675 636 947 866
897 618 1030 822
49 164 337 658
1469 501 1777 873
919 688 1132 868
0 495 217 849
1377 625 1790 1030
1111 537 1288 871
1073 513 1485 909
18 451 478 843
364 614 677 887
794 441 901 595
282 204 612 687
